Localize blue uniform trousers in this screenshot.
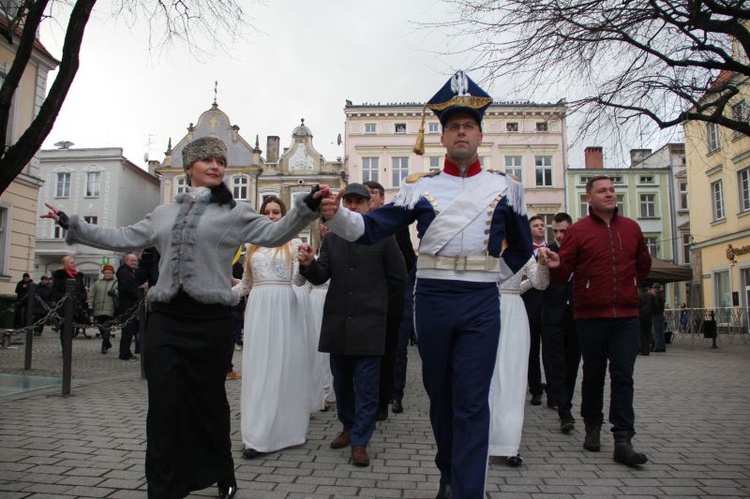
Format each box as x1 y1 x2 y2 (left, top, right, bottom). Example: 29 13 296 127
329 354 381 446
392 270 416 404
415 278 501 499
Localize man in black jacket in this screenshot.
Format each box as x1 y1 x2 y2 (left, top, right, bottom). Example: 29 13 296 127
541 212 581 432
298 183 406 468
524 215 548 406
116 253 141 360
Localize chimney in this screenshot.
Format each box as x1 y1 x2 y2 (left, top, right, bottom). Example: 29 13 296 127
630 148 652 167
584 146 603 169
266 136 280 163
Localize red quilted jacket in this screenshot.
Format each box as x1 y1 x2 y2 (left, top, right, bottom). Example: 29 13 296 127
551 209 652 320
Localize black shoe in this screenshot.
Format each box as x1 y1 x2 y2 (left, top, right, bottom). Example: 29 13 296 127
242 447 264 459
530 394 542 406
436 483 453 499
119 354 138 360
376 407 389 421
392 399 404 414
546 400 558 409
583 422 602 452
613 431 648 466
101 346 108 354
506 454 523 467
560 419 575 433
217 484 237 499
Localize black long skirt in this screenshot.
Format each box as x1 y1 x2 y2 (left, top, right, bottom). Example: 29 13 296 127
144 291 235 499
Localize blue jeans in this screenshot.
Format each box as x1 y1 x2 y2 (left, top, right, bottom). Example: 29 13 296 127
330 354 380 446
577 317 640 432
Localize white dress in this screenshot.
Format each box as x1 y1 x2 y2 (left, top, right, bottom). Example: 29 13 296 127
233 239 311 452
489 257 549 457
309 281 335 404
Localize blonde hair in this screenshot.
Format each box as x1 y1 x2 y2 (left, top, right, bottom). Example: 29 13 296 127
243 197 292 281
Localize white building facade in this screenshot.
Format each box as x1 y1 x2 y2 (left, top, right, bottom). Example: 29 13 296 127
35 147 160 284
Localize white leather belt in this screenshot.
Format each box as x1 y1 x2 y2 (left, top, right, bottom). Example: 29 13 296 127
417 254 501 272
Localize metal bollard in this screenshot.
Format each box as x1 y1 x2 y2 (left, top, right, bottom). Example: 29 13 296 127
62 279 75 396
24 282 35 370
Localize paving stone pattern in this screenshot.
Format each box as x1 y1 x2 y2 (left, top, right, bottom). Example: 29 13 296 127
0 328 748 498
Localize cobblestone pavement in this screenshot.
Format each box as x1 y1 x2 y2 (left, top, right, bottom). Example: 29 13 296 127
0 327 748 498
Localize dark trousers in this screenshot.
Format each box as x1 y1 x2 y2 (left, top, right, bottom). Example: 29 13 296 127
652 313 666 351
119 313 137 359
542 309 580 420
577 317 639 432
330 354 380 446
415 278 500 499
639 320 653 354
94 315 113 350
379 314 401 411
392 272 416 403
526 312 544 396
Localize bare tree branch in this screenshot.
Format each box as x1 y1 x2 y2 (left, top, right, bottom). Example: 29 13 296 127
0 0 253 194
429 0 750 144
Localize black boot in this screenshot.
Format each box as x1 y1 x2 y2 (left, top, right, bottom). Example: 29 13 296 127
613 430 648 466
583 421 601 452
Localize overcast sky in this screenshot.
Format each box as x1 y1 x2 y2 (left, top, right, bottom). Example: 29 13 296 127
38 0 666 168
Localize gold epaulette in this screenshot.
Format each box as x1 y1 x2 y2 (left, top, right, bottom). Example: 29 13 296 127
405 171 440 184
486 169 507 176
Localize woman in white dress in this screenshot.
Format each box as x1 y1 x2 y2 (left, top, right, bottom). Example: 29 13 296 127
489 257 549 465
233 196 311 458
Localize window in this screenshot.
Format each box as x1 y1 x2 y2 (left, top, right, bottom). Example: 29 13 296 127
732 101 747 139
0 205 8 275
479 156 489 168
639 175 653 184
364 123 376 134
739 168 750 213
428 122 440 134
394 123 406 134
679 181 689 210
610 176 623 184
56 172 71 197
362 157 379 182
644 236 658 256
85 172 100 197
682 234 691 264
535 156 552 187
639 194 656 218
579 194 588 218
706 122 721 152
176 176 189 195
53 225 66 239
711 180 725 221
616 194 625 214
83 216 98 225
429 156 441 172
392 157 409 187
231 175 249 200
504 156 522 181
506 122 519 132
541 214 555 243
535 121 548 132
714 270 731 309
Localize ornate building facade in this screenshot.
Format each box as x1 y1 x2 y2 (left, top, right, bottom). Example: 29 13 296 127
156 104 344 245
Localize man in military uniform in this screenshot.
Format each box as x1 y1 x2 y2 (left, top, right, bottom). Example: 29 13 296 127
321 72 532 499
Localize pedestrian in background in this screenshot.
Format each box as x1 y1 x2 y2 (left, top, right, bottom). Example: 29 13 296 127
650 283 667 352
116 254 141 361
89 264 118 354
50 256 88 346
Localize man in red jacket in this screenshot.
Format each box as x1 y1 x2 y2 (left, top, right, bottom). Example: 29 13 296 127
541 176 651 467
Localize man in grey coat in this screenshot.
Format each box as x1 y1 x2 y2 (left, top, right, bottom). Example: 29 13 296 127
299 183 406 468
